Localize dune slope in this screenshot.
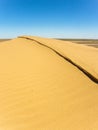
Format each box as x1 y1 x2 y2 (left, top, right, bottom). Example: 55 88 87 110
0 36 98 130
20 36 98 83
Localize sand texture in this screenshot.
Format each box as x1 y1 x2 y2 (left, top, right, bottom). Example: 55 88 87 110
20 36 98 82
0 36 98 130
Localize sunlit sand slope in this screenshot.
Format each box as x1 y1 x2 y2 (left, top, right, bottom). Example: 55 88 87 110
20 36 98 82
0 37 98 130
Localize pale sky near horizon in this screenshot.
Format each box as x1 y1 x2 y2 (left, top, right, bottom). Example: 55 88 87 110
0 0 98 39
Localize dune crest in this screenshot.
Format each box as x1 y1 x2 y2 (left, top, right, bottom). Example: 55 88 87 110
19 36 98 83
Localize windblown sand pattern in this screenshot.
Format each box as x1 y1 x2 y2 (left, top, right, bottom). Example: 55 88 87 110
0 36 98 130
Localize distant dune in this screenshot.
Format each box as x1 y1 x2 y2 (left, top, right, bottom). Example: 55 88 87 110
0 36 98 130
59 39 98 48
0 39 11 42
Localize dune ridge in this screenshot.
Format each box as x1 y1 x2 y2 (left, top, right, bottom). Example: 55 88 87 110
19 36 98 83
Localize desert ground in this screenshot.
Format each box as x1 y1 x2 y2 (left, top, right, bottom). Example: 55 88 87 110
0 36 98 130
59 39 98 48
0 39 11 42
1 38 98 48
0 39 98 48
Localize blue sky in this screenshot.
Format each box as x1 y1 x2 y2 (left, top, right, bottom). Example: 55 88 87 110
0 0 98 38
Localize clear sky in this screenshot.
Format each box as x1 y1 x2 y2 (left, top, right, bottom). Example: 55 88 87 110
0 0 98 38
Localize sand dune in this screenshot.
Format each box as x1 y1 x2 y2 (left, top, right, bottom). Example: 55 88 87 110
20 36 98 83
0 36 98 130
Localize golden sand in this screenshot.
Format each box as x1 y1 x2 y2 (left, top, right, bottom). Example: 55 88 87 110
0 36 98 130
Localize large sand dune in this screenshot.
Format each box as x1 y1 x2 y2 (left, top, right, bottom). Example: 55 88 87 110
0 36 98 130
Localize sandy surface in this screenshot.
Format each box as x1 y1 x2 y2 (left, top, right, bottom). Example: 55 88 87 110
21 36 98 81
70 40 98 48
0 36 98 130
0 39 11 42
